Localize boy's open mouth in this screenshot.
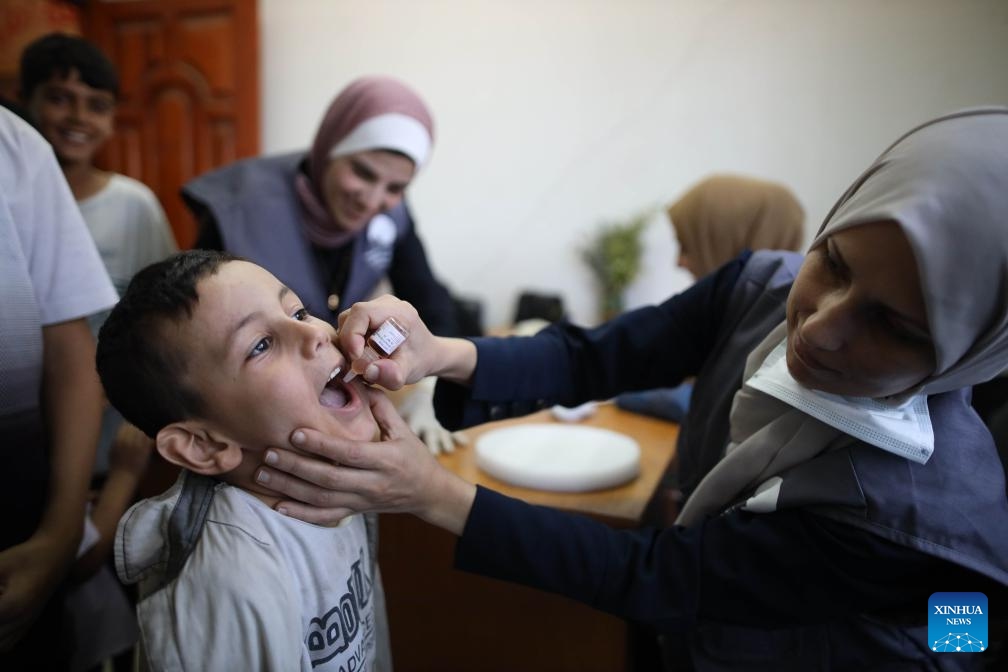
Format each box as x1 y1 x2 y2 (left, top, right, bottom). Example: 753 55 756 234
320 367 352 409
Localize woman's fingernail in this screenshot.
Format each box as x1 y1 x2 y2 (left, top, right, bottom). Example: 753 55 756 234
256 470 270 484
291 430 305 445
364 364 379 381
264 451 278 465
277 506 289 516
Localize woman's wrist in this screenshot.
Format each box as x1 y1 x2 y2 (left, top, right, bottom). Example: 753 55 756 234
417 467 477 536
432 337 477 385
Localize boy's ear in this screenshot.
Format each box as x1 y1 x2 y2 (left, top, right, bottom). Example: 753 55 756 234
156 422 243 475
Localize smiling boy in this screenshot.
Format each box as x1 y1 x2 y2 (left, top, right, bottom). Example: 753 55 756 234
95 250 390 671
19 34 177 303
19 33 177 479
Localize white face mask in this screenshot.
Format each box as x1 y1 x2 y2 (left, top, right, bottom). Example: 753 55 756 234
745 340 934 464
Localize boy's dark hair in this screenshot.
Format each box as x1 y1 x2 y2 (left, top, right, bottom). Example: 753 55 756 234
96 250 241 438
19 33 120 100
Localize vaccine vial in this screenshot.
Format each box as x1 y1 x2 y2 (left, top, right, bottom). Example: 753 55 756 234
342 317 409 382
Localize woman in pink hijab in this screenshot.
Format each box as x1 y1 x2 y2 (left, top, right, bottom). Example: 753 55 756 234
183 76 463 457
184 75 458 337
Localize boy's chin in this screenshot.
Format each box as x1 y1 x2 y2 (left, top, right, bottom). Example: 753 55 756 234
54 146 99 167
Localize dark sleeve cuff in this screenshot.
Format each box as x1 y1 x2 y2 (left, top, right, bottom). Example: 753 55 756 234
432 337 557 430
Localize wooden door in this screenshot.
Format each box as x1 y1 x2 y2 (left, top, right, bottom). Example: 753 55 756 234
0 1 83 101
83 0 258 248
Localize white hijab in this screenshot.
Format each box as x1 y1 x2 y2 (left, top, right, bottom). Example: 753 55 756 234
677 108 1008 526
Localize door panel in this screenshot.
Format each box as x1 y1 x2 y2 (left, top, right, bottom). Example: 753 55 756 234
83 0 258 248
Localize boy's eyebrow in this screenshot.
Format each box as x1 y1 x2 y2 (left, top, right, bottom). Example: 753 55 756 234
43 80 115 98
226 285 292 352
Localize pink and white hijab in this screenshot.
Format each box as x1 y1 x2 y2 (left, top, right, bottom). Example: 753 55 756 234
295 76 435 248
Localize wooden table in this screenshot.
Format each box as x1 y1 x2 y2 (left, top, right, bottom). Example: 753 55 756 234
378 403 679 672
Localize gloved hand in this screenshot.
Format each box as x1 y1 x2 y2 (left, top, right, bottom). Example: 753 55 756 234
394 376 469 454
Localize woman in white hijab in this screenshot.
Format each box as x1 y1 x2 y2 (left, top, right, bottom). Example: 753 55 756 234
256 109 1008 670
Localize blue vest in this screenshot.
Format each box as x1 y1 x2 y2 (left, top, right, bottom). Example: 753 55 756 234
681 252 1008 670
181 152 410 323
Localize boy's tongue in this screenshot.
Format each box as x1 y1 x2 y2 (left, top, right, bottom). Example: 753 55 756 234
320 382 348 408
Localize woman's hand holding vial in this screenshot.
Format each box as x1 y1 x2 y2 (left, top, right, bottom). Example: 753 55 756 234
336 296 478 390
341 316 410 383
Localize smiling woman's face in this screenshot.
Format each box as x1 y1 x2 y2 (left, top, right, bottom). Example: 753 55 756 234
786 220 936 398
322 150 415 232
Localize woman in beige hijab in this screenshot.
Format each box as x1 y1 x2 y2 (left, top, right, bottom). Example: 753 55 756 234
615 175 806 430
668 174 805 278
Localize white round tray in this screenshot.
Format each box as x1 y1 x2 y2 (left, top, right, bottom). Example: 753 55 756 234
475 423 641 492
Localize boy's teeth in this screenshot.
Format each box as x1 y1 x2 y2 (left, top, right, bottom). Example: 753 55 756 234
328 366 341 382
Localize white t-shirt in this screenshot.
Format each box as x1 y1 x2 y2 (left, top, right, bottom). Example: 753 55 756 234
77 173 178 474
0 108 116 417
79 172 178 331
118 476 380 671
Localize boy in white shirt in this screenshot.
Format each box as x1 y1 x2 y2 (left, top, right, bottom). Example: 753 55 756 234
19 32 177 325
19 35 180 669
20 32 178 469
96 249 391 671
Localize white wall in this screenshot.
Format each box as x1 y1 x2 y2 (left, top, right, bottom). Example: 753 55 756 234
260 0 1008 329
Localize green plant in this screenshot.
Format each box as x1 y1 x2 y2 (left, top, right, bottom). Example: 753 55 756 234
581 210 651 320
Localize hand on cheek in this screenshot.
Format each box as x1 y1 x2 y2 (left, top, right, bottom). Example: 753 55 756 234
256 388 475 533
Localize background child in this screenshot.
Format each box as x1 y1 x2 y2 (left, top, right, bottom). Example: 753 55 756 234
19 33 178 326
96 250 391 671
20 32 178 471
18 33 179 670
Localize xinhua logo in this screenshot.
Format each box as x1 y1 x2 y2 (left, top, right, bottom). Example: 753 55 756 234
928 592 988 653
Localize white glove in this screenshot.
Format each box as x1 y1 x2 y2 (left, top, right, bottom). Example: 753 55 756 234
394 376 469 454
